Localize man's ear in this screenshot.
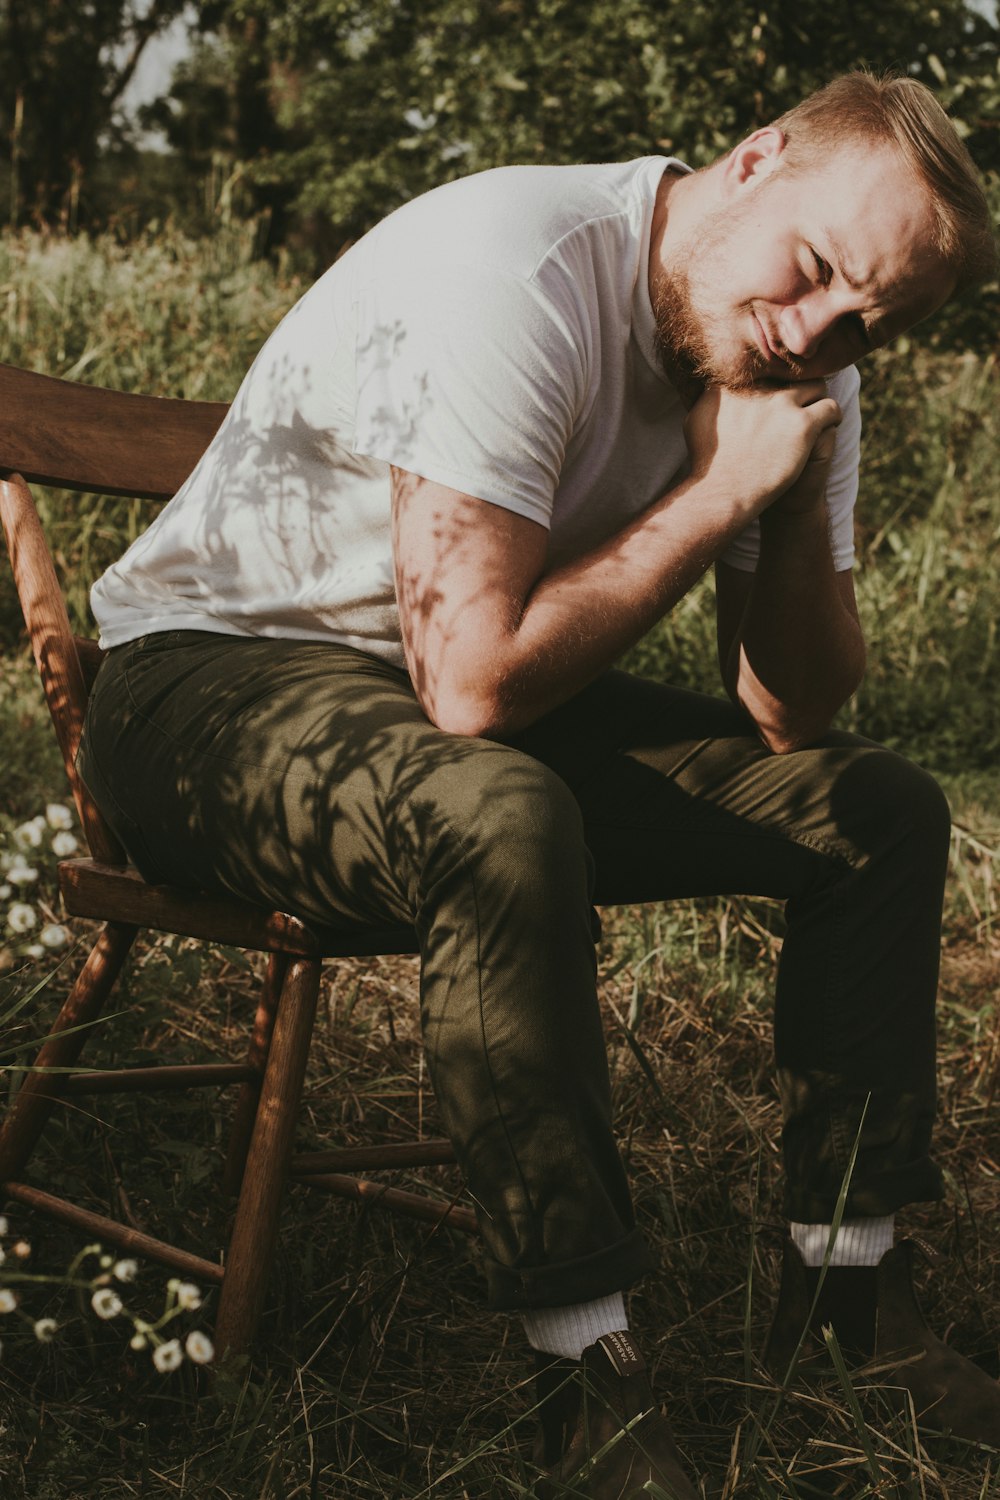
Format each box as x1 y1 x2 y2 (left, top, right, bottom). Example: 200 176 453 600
722 127 786 195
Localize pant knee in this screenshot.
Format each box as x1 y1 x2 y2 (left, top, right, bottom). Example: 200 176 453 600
830 747 951 868
411 749 592 923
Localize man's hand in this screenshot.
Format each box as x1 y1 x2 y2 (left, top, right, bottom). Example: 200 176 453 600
684 381 841 515
713 387 864 754
765 421 837 519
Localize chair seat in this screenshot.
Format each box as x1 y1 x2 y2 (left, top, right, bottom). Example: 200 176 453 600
58 857 419 959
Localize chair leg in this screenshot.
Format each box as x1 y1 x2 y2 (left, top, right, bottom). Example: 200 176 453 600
222 952 288 1196
0 922 138 1179
213 956 321 1361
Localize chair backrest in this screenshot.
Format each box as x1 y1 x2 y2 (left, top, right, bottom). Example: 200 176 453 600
0 364 228 863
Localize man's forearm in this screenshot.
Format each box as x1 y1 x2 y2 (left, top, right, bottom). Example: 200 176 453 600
402 467 766 738
394 381 846 738
722 503 866 754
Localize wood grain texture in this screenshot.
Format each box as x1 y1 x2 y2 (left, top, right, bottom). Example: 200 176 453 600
1 1182 225 1283
0 476 124 862
0 922 137 1177
0 363 227 499
59 858 419 958
213 959 322 1358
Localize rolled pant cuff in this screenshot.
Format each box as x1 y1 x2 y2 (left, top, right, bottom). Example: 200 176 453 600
782 1157 944 1224
483 1228 653 1311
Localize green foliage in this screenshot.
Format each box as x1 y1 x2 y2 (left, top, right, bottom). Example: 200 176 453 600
0 224 300 642
0 0 188 228
848 344 1000 771
0 222 295 397
190 0 999 257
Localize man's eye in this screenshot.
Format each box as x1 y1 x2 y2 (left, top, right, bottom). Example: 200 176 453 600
811 249 832 285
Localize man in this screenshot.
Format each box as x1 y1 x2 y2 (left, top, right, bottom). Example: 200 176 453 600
79 72 998 1496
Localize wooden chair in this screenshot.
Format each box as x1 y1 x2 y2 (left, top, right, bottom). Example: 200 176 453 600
0 363 476 1360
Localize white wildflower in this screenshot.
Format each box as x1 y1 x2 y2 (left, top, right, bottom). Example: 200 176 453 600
7 865 38 888
403 106 438 131
39 924 70 950
130 1332 147 1350
6 903 35 934
0 1290 17 1313
51 832 78 857
112 1258 138 1283
169 1279 202 1311
152 1338 183 1373
99 1254 113 1269
25 944 45 959
184 1330 214 1364
0 885 10 900
46 803 74 830
34 1318 57 1342
91 1287 123 1320
13 821 44 850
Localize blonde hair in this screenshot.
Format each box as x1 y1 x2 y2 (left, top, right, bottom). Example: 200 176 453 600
771 72 997 292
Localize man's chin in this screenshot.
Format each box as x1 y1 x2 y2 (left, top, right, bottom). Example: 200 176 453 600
691 341 770 393
722 352 814 390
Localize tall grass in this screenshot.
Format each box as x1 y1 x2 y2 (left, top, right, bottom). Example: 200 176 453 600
624 342 1000 778
0 226 998 1498
0 224 302 640
0 222 297 397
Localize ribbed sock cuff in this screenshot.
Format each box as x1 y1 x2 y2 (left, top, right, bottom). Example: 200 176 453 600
521 1291 628 1360
790 1215 894 1267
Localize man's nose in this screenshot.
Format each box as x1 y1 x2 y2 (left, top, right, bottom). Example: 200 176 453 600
777 297 840 360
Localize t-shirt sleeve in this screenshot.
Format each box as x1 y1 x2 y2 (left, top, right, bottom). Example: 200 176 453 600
719 364 862 572
352 259 586 529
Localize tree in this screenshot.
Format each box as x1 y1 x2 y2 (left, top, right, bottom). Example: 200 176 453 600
178 0 997 259
0 0 188 227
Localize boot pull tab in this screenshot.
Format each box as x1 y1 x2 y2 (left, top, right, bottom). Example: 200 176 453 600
596 1331 647 1377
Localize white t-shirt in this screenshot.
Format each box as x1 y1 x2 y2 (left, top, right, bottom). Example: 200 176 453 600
91 157 861 665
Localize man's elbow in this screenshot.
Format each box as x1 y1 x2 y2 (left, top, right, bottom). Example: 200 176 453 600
430 700 497 739
422 681 517 740
753 677 865 755
757 720 829 756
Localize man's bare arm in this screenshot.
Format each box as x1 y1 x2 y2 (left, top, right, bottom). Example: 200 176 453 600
715 432 866 754
393 381 842 737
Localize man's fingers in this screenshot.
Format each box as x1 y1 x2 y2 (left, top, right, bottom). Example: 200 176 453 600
807 395 842 431
787 378 829 405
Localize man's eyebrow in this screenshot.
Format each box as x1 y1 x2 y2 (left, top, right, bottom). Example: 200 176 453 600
822 230 867 292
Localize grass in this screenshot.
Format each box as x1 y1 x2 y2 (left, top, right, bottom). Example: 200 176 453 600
0 224 998 1498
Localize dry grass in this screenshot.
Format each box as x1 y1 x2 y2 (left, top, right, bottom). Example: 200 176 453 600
1 826 998 1497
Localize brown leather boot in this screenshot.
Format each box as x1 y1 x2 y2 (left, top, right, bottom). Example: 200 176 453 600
764 1237 1000 1445
532 1331 700 1498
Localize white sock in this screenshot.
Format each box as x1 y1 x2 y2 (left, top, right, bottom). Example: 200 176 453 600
790 1215 894 1268
521 1291 628 1360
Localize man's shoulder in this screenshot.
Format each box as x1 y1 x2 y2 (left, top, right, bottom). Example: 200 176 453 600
828 364 861 406
373 157 675 280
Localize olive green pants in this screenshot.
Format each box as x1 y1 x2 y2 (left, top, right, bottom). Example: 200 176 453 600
78 631 948 1309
